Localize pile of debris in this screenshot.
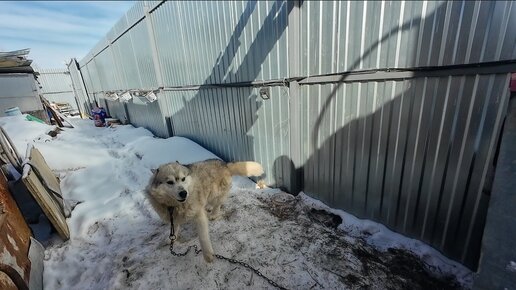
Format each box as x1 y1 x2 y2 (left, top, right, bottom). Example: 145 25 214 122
0 49 33 74
0 123 70 290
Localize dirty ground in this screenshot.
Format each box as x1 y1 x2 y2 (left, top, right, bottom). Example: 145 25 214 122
0 116 472 289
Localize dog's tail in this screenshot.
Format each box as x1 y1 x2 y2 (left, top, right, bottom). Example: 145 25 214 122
227 161 264 177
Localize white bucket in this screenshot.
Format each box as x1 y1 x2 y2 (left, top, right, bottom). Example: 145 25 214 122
4 107 22 116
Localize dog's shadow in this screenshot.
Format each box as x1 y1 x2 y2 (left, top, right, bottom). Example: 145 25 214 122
171 206 237 244
218 207 237 222
174 222 197 243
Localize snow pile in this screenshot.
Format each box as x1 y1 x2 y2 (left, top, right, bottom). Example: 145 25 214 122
0 114 53 158
0 116 473 289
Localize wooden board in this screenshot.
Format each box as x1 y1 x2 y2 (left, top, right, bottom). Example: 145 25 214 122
40 97 64 128
22 148 69 240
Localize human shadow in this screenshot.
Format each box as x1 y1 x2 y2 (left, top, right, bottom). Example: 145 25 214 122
163 0 293 162
273 1 508 270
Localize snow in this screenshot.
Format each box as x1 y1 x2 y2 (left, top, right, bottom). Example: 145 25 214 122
507 261 516 273
0 116 473 289
0 115 53 159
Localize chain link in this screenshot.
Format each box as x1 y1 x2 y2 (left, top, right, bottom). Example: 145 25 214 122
168 208 288 290
169 243 202 257
214 253 288 290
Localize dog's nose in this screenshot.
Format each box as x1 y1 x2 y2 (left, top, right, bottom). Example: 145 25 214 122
179 191 187 199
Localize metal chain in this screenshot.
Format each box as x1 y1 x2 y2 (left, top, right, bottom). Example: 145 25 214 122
169 243 202 257
168 207 288 290
214 253 288 290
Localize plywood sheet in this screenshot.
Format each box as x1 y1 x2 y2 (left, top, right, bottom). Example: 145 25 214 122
22 148 69 240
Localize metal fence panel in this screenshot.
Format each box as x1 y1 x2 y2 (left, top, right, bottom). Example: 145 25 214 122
299 74 510 267
111 33 141 89
103 99 128 124
68 59 92 116
37 68 78 109
80 64 93 95
37 68 73 94
151 0 289 87
73 0 516 269
155 86 290 186
93 48 119 92
123 98 167 137
85 61 103 93
42 93 77 109
299 1 515 76
129 21 157 89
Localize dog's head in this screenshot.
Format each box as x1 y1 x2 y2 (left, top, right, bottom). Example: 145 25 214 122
148 161 192 204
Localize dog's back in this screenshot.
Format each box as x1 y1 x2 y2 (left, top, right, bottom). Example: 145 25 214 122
189 159 263 177
188 159 263 204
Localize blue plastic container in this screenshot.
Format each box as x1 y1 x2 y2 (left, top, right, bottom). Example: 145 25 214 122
5 107 22 116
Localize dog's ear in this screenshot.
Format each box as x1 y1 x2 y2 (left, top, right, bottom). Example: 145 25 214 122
184 166 191 176
175 160 180 164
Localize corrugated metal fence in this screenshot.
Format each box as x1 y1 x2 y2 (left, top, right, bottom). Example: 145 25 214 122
71 0 516 269
36 68 78 110
67 60 92 117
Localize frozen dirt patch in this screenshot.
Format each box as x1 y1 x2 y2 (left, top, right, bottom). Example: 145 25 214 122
1 116 472 289
256 191 467 289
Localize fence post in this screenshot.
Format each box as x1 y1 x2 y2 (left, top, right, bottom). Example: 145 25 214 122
143 1 164 88
143 1 171 137
68 59 94 117
288 0 303 194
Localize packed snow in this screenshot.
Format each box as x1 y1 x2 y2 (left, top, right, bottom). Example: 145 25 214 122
0 115 473 289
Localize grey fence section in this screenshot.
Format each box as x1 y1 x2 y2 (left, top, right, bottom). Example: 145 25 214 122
157 86 291 186
68 59 94 116
297 1 515 75
0 74 44 116
37 68 78 110
103 99 128 124
298 75 511 268
74 0 516 269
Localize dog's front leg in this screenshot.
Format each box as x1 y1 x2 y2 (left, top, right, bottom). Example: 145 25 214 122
195 210 214 262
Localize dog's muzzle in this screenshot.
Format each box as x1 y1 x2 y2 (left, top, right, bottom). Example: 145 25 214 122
178 190 187 202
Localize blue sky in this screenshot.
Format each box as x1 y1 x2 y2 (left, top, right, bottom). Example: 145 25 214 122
0 1 135 69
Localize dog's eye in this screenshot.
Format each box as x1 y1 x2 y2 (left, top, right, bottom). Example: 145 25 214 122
167 180 174 185
181 177 185 182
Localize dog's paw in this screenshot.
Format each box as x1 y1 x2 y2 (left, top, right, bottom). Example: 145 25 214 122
203 251 214 263
208 213 222 221
175 236 186 243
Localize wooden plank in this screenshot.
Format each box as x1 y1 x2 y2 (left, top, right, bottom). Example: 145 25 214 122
22 148 69 240
40 97 64 128
53 109 74 128
27 149 61 195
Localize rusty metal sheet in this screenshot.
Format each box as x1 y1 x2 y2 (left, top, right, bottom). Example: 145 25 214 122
0 271 18 290
0 171 31 289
